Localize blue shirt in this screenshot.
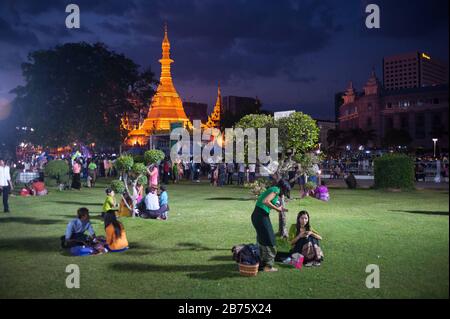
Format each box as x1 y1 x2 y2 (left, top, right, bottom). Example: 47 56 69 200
159 191 168 206
65 218 95 240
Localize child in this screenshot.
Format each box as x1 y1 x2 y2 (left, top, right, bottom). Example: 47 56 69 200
117 193 132 217
61 207 96 248
104 210 129 252
102 188 117 217
158 185 169 220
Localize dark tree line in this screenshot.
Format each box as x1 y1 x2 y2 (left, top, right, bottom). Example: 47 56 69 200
10 42 157 149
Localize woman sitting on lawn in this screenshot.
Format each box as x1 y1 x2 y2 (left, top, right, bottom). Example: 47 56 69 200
292 211 323 266
104 210 129 252
277 211 324 267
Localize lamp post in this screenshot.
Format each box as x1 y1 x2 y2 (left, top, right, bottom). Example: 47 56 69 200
432 138 438 158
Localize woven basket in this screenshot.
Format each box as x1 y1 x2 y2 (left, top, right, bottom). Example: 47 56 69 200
239 263 259 277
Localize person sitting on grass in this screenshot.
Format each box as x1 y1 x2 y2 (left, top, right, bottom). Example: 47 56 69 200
117 192 132 217
276 211 323 267
61 207 96 248
345 172 357 189
31 179 48 196
104 210 129 252
314 181 330 202
158 185 169 220
140 184 168 220
102 188 117 218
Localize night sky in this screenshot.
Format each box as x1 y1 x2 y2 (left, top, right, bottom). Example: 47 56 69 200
0 0 448 120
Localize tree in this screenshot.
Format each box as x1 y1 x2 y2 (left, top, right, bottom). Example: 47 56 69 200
110 149 164 218
11 42 156 148
383 129 412 148
236 112 319 237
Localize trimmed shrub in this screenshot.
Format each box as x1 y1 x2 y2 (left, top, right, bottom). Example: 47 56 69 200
114 155 134 172
111 180 126 194
144 150 165 165
374 153 414 190
132 155 145 164
44 160 70 185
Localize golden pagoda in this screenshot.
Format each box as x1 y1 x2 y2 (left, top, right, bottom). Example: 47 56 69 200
140 24 191 133
204 83 222 129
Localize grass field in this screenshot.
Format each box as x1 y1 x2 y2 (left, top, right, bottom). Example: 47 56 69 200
0 179 448 299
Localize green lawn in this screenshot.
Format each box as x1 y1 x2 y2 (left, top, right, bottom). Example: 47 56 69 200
0 179 448 299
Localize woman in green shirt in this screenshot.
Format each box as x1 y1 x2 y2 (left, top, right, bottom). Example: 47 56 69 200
251 179 291 272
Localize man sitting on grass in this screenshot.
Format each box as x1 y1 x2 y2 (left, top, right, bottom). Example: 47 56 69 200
139 184 168 220
61 207 96 248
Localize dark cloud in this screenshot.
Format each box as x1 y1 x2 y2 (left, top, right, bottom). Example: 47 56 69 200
359 0 449 38
0 0 448 119
0 17 39 46
1 0 137 16
117 0 338 83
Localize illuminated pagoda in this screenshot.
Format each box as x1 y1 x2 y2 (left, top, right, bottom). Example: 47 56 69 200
141 24 191 133
204 84 222 129
124 24 225 147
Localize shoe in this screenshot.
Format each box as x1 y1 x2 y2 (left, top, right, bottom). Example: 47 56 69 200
4 210 10 213
304 262 314 267
263 266 278 272
282 257 292 264
313 261 321 267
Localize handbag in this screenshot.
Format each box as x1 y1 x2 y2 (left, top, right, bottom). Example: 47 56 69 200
301 240 324 262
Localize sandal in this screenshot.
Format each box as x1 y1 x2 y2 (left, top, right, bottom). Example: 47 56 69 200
263 266 278 272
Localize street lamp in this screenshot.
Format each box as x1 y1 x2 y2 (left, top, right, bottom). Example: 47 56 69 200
432 138 438 158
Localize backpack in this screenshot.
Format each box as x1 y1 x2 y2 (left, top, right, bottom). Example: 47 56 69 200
233 244 260 265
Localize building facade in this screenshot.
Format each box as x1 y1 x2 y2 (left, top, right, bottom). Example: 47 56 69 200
339 69 449 150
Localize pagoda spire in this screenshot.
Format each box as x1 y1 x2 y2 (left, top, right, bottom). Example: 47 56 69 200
205 82 222 129
140 24 191 133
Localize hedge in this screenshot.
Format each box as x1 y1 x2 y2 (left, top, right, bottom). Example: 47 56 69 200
44 160 70 185
374 153 414 190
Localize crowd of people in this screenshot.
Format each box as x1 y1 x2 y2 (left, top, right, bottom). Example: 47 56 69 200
4 148 448 273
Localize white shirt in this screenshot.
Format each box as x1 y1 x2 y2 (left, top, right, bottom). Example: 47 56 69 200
0 166 11 187
239 164 246 173
144 192 160 210
248 164 256 173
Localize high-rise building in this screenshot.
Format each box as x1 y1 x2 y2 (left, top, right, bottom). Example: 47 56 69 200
221 95 262 127
383 52 448 91
222 96 261 116
183 102 208 123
